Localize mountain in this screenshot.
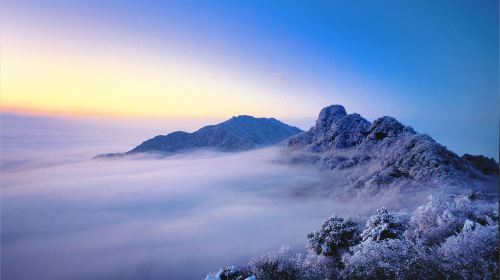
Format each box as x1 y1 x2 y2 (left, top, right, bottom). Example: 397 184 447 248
287 105 498 190
96 115 302 158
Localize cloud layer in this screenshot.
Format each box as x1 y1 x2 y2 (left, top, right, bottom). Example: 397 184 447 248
1 115 481 280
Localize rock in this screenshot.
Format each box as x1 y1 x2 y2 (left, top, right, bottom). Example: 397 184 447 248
289 104 371 152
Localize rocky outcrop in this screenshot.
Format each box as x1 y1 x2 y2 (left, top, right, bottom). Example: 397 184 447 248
289 105 370 151
287 105 497 189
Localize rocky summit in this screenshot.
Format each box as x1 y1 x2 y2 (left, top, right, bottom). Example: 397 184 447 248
287 105 498 190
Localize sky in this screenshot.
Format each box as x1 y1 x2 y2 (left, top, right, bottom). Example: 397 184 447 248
0 0 498 158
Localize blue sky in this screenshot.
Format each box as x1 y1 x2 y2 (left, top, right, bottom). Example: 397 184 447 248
1 0 498 158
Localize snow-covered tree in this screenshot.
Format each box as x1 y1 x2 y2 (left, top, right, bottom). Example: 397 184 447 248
247 246 300 280
204 266 250 280
437 223 499 279
342 239 406 279
361 207 407 241
405 193 498 246
295 253 340 280
342 238 446 280
204 190 498 280
306 215 360 268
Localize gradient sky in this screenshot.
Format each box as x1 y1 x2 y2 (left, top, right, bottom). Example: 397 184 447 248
0 0 498 158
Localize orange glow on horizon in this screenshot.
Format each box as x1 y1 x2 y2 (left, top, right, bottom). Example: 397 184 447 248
0 103 140 119
0 33 315 120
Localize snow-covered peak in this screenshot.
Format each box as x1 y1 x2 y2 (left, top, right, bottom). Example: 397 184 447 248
286 104 498 190
97 115 302 157
316 104 348 129
365 116 415 140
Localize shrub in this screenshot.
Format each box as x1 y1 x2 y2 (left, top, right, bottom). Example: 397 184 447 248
248 247 300 280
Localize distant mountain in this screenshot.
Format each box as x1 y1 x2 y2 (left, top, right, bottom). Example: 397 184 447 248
96 115 302 158
287 105 498 190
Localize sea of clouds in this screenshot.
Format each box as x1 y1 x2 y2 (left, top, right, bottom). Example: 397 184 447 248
0 114 477 280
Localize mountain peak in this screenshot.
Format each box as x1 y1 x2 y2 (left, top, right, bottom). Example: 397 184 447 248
287 104 497 190
316 105 348 128
231 115 255 120
96 115 302 157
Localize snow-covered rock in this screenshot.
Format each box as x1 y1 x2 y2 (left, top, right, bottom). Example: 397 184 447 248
287 104 498 189
289 105 370 152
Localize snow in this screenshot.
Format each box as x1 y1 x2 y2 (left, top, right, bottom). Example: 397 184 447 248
201 105 498 279
204 192 499 279
361 207 407 241
286 104 496 190
108 115 302 156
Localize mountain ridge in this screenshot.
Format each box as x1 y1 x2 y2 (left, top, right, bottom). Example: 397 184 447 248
96 115 302 158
